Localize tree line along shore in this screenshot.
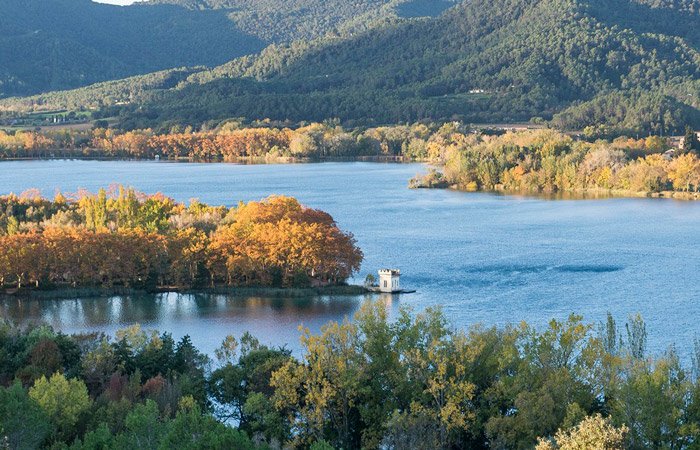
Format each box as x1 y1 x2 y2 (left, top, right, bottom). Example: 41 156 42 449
409 126 700 198
0 188 362 292
0 302 696 449
2 122 700 197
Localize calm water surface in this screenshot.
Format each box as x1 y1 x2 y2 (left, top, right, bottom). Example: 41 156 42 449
1 160 699 357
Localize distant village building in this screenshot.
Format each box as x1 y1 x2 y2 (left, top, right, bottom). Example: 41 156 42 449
378 269 400 293
669 136 684 149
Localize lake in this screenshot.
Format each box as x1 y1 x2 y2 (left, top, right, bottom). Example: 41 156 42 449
1 160 699 358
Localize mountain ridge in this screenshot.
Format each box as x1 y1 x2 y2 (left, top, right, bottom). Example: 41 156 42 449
119 0 700 133
0 0 402 97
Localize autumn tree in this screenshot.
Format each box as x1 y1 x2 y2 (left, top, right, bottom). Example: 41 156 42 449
536 414 628 450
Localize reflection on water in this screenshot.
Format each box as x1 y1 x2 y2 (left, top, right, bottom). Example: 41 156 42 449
0 293 378 355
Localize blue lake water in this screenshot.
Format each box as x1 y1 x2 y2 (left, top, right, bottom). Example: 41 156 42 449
1 160 699 358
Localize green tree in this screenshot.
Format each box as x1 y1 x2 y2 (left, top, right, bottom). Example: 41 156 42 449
612 352 694 448
29 372 91 440
272 319 363 448
683 126 700 154
159 399 257 450
120 400 166 449
72 423 115 450
0 382 52 450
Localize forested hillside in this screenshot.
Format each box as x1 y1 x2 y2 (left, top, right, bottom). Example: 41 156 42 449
146 0 421 42
0 0 401 97
2 0 698 135
0 0 261 97
112 0 699 134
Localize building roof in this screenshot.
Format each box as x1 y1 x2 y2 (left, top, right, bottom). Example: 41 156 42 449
378 269 400 276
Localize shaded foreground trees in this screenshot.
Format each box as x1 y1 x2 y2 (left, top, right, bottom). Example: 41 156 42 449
2 303 700 449
0 322 258 449
0 189 362 289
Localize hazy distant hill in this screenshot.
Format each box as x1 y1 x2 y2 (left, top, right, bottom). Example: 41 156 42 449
0 0 261 97
0 0 401 97
3 0 698 134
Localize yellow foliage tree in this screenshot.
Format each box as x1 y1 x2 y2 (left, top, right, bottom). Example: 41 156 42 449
29 372 91 439
535 414 628 450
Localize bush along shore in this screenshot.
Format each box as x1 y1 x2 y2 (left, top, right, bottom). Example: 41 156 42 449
0 188 363 292
0 302 698 449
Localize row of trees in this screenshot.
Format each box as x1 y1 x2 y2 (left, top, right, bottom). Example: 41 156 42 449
0 122 437 160
414 128 700 195
1 303 699 449
0 120 687 163
0 189 362 289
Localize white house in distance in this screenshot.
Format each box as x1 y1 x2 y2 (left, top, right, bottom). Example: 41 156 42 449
378 269 400 293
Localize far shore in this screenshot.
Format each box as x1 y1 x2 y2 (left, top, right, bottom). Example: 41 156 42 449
0 154 417 164
0 284 371 301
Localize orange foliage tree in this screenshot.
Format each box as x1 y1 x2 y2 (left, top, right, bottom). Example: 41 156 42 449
208 196 362 287
0 190 363 290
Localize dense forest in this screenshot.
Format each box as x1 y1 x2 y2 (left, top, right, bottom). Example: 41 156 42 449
1 302 699 449
0 189 362 290
0 0 263 97
411 127 700 197
3 0 698 134
0 0 420 98
125 0 700 133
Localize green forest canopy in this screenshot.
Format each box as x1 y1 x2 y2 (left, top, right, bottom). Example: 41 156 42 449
0 303 698 449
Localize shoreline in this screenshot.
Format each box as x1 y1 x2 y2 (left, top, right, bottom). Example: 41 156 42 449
0 284 371 301
413 182 700 201
0 154 417 164
482 186 700 201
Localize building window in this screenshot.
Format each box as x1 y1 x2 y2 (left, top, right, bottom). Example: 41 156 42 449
384 280 387 287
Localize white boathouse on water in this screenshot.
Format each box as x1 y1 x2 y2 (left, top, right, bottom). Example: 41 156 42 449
378 269 400 293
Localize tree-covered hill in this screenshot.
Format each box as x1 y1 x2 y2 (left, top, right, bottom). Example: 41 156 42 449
0 0 262 97
3 0 699 135
145 0 397 42
126 0 700 133
0 0 401 98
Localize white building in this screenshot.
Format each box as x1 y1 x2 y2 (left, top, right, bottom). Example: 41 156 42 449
378 269 400 293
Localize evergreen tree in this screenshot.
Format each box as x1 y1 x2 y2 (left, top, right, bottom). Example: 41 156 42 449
683 126 700 154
